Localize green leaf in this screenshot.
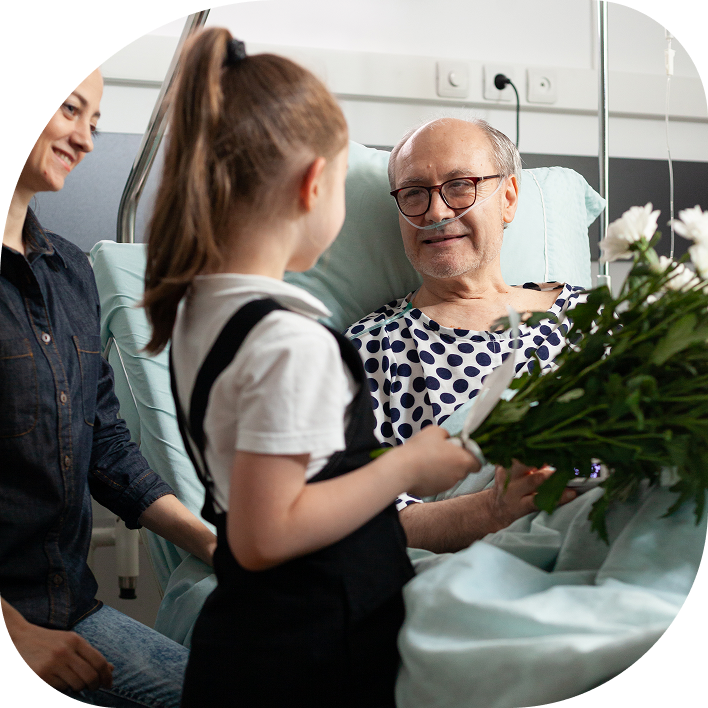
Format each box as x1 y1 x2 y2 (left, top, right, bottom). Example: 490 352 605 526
488 401 531 424
534 468 574 514
626 375 657 394
625 389 645 429
665 436 690 468
588 494 610 543
369 447 388 459
524 311 560 328
630 264 656 277
651 314 708 365
557 388 585 403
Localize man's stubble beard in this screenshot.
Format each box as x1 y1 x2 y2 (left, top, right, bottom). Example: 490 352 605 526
404 213 505 280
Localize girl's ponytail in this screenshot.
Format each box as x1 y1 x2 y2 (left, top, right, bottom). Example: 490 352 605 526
143 28 347 354
143 28 233 354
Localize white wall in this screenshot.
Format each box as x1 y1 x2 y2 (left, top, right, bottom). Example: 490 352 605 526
99 0 708 161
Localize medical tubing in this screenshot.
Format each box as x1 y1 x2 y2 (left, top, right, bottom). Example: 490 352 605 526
666 79 675 259
349 302 413 340
665 32 676 259
398 178 505 232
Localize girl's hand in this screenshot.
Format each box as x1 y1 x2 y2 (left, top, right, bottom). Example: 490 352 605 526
395 425 479 498
226 427 475 570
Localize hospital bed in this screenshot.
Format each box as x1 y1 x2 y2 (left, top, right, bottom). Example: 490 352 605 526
89 7 705 706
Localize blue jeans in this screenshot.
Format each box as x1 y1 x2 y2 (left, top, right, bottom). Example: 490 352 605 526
67 605 188 707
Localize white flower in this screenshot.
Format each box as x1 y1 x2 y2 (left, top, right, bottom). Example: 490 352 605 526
689 242 708 279
673 206 708 245
599 203 660 263
664 206 708 275
655 255 701 291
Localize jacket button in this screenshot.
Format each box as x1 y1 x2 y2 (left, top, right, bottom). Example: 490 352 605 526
60 392 67 404
53 574 63 586
41 332 51 344
64 455 71 469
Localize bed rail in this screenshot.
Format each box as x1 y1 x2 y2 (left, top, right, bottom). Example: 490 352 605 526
116 10 210 244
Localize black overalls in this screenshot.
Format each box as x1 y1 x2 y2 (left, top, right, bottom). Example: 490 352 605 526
173 299 415 708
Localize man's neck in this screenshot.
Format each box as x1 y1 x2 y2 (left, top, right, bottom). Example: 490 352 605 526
413 267 510 309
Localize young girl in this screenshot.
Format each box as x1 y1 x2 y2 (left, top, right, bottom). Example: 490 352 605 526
143 28 476 708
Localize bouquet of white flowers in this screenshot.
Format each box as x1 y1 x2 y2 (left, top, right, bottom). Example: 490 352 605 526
469 204 708 540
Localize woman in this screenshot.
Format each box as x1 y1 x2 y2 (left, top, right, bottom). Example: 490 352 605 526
1 70 216 707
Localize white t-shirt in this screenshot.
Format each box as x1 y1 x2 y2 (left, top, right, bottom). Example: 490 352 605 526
172 274 357 513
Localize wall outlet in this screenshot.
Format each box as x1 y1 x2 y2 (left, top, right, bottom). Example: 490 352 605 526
527 68 558 104
483 65 517 101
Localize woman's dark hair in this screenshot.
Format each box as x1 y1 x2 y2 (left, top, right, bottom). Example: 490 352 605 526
143 27 348 354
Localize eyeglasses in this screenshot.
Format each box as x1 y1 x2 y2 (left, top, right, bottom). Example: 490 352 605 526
390 175 501 217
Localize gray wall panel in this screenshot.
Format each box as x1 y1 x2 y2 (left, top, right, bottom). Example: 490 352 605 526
34 133 708 263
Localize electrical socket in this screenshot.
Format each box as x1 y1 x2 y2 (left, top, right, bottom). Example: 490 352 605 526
527 68 557 104
483 65 517 101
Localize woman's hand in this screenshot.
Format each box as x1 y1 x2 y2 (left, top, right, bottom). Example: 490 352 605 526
139 494 217 566
486 459 576 532
2 599 113 693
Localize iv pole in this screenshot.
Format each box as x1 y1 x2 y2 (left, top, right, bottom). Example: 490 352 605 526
597 0 611 290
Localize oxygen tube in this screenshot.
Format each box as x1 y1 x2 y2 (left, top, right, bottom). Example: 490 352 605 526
350 177 507 340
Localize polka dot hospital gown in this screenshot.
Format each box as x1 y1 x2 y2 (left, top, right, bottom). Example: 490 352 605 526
343 283 586 509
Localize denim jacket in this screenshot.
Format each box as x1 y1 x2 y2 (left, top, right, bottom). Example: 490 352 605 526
0 211 173 630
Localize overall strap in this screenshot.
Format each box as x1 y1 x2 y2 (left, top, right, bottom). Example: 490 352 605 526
169 298 286 523
189 298 285 452
169 346 218 522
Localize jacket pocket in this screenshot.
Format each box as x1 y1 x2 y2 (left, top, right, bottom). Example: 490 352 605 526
73 335 102 426
0 338 38 437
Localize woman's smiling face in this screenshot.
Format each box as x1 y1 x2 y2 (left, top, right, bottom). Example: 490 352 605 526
18 70 103 196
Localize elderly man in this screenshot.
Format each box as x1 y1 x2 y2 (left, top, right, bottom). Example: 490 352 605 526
345 118 582 553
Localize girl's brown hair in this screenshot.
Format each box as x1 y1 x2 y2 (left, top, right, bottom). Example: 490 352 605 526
143 28 348 353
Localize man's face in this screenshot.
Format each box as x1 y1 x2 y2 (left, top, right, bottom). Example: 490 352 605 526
393 120 518 281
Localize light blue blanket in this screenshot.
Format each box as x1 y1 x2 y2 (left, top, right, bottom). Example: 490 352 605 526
89 218 704 700
397 484 706 708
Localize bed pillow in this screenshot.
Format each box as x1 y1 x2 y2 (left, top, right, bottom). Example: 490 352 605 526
285 141 605 331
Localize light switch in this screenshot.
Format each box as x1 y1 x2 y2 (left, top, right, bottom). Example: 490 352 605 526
436 61 469 98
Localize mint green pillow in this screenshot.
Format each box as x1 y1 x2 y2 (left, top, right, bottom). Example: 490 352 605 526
286 142 605 331
285 142 420 331
502 166 604 290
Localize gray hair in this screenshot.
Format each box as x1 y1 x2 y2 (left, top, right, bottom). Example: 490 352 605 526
387 117 522 189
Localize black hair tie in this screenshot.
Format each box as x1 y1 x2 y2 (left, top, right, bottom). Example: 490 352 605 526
225 38 246 66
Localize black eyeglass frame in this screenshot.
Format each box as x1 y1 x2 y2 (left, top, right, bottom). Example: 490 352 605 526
390 175 502 217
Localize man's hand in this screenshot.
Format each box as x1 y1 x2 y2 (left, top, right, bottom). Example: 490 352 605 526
2 599 113 693
486 459 576 533
399 460 576 553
